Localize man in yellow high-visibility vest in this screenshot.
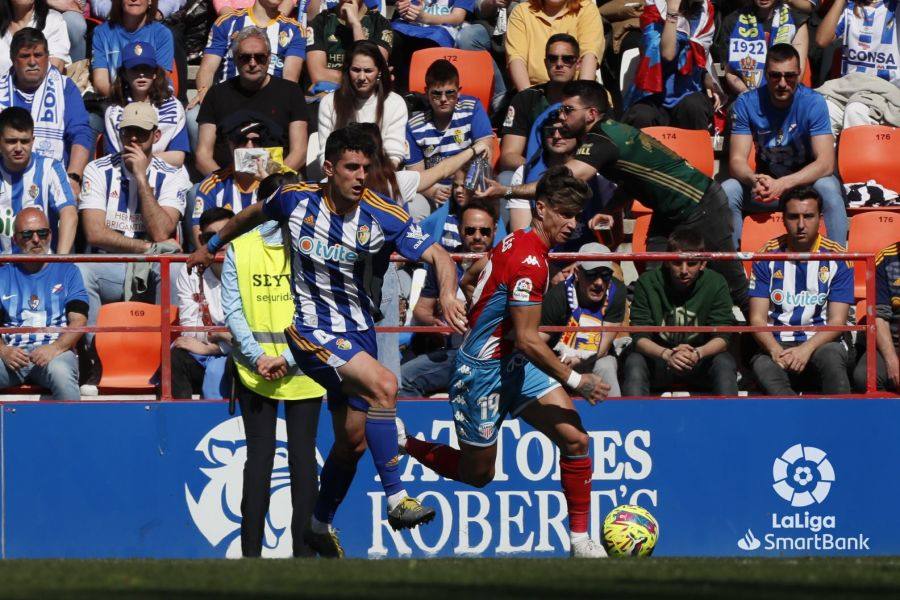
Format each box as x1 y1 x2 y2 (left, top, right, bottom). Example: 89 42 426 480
220 175 326 557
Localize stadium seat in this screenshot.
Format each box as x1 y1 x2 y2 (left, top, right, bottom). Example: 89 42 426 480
643 127 715 177
95 302 178 392
490 134 500 170
838 125 900 194
741 213 828 275
409 48 494 114
631 200 652 216
848 210 898 299
631 214 651 273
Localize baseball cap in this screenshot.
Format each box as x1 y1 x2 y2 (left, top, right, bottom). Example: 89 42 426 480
122 42 158 69
221 110 283 147
119 101 158 131
577 242 615 272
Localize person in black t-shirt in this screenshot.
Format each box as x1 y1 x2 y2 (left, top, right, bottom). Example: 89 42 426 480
196 27 309 176
498 33 580 174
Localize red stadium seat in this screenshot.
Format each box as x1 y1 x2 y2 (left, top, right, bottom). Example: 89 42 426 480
96 302 177 392
409 48 494 114
643 127 715 177
838 125 900 195
848 211 898 299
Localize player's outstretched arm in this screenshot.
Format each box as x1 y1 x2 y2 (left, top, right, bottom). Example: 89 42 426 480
510 303 609 404
421 243 468 335
186 202 269 274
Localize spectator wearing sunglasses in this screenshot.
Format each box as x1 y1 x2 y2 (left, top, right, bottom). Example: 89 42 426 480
0 207 88 400
399 199 497 398
540 242 627 397
406 59 493 216
722 43 847 247
0 107 77 255
623 228 738 396
195 27 308 177
171 207 234 400
499 34 580 177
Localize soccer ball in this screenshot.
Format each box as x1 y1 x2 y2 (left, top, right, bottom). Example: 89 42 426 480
601 505 659 557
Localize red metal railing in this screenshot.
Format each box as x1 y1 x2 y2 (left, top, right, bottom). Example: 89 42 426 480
0 250 885 399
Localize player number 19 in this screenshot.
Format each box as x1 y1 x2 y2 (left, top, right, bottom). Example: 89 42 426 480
479 392 500 421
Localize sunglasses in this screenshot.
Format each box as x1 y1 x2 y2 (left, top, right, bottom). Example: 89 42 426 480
121 127 153 141
581 267 613 281
767 71 799 82
429 89 458 100
18 228 50 240
541 125 565 138
546 54 577 66
237 52 268 65
463 226 492 236
560 104 589 115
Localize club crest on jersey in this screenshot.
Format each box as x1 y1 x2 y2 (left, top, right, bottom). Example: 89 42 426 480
818 265 830 284
453 129 464 145
28 294 39 310
335 338 352 351
279 31 290 48
357 224 370 245
512 277 533 302
28 184 38 199
303 214 315 226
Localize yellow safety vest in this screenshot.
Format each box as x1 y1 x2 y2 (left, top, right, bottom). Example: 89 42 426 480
232 227 324 400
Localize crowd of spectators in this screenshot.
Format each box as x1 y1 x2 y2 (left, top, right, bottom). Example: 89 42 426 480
0 0 897 400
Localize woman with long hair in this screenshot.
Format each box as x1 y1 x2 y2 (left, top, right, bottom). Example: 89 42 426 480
0 0 69 73
317 40 408 169
91 0 174 97
104 42 189 167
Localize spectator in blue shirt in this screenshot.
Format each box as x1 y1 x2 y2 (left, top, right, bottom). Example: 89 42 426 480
406 59 494 217
0 206 88 400
0 29 93 197
722 43 848 247
91 0 175 98
748 186 854 395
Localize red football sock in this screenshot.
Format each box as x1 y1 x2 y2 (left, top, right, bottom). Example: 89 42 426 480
405 437 461 481
560 456 592 534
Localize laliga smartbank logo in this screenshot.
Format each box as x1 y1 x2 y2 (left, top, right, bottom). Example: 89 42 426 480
736 443 870 553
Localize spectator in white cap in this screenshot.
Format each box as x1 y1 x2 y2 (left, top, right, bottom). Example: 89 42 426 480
77 100 191 394
540 242 627 397
104 41 190 167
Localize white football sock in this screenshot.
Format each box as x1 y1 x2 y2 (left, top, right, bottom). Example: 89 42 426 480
570 531 588 544
310 515 330 534
387 490 408 510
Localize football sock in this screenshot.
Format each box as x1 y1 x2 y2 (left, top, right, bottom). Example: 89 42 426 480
312 450 357 524
404 436 462 481
560 455 592 535
366 407 406 498
387 491 407 510
310 515 330 534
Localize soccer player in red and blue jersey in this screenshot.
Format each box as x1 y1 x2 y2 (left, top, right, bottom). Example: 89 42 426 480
399 166 612 558
188 126 467 558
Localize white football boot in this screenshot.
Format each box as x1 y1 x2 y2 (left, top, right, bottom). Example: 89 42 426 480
570 536 609 558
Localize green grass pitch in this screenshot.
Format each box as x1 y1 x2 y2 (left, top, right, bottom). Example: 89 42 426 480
0 558 899 599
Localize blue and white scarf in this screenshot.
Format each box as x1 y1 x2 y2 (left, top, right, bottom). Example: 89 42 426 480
728 4 797 90
0 66 67 162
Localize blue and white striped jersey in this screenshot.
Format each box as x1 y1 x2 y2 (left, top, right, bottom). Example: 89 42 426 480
263 183 434 333
749 234 854 343
835 0 899 81
79 153 190 251
406 95 493 176
0 155 76 254
193 168 259 226
0 262 87 348
204 9 307 84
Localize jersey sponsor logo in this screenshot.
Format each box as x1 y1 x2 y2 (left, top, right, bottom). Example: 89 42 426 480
576 143 593 156
522 255 540 267
297 236 359 262
512 277 533 302
770 288 827 307
503 106 515 129
357 224 370 245
846 49 897 66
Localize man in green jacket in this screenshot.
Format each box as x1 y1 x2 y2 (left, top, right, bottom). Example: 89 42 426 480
623 229 738 396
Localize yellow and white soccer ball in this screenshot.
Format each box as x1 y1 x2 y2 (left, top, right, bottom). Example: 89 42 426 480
601 505 659 557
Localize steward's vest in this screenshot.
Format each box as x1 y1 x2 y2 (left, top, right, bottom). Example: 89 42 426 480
232 228 324 400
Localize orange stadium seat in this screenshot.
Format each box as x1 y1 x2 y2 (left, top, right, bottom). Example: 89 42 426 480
409 48 494 114
631 200 652 216
848 211 898 299
631 214 651 273
643 127 715 177
838 125 900 196
95 302 177 392
490 134 500 170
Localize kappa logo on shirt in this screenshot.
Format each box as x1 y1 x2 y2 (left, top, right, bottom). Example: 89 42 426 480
522 255 540 267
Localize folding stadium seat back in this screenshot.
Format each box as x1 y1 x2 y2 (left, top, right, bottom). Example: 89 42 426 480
95 301 177 391
409 48 495 114
631 200 652 216
490 134 501 170
631 214 651 275
643 127 715 177
848 211 898 299
838 125 900 195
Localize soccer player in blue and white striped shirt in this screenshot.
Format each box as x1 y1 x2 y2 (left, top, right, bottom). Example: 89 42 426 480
188 125 467 557
0 207 87 400
405 59 493 207
0 107 77 255
748 186 854 395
